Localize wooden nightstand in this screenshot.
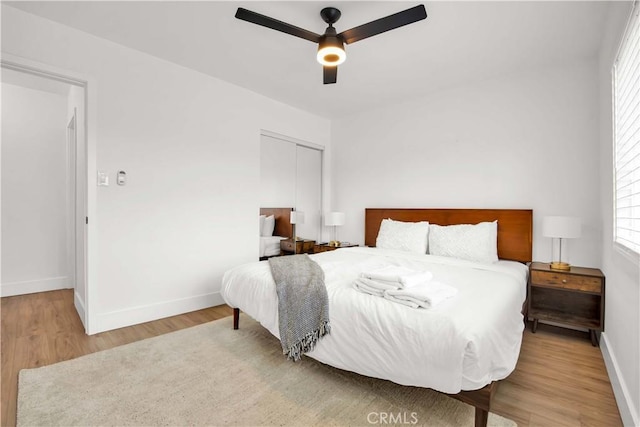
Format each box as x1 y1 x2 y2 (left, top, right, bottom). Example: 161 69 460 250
314 243 359 253
280 239 315 255
528 262 605 346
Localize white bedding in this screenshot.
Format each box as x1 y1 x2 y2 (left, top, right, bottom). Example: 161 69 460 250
221 246 528 393
259 236 286 258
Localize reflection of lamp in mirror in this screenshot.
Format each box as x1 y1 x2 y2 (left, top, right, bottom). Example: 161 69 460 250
290 211 305 254
542 216 581 271
325 212 345 247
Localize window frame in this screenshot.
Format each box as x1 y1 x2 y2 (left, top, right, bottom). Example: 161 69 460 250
612 0 640 259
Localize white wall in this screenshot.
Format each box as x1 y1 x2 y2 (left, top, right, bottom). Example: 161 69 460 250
331 59 600 267
1 5 331 333
598 3 640 426
1 83 70 295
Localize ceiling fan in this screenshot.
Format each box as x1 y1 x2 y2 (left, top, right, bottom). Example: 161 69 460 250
235 5 427 85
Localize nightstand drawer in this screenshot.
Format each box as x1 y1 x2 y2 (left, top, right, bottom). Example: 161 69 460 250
531 270 602 293
280 240 296 252
280 239 315 255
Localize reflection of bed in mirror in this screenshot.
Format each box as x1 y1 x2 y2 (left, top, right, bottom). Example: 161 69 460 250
259 208 293 260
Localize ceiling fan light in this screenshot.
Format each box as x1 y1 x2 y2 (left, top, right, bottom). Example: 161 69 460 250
317 46 346 66
317 36 346 66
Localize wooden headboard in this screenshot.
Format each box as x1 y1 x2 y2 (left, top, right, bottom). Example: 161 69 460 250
260 207 293 238
365 208 533 263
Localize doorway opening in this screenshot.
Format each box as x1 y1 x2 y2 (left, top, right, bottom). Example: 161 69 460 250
1 59 90 332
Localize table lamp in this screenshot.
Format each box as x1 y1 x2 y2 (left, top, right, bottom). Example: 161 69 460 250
542 216 581 271
325 212 345 247
290 211 305 254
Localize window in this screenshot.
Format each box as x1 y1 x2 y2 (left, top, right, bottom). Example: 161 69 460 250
613 2 640 255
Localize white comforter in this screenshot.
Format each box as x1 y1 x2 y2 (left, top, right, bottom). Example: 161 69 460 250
221 247 528 393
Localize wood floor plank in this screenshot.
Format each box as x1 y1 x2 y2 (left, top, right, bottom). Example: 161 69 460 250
1 331 17 427
1 289 622 427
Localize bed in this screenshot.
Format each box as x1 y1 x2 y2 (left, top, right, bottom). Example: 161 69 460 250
259 208 292 260
225 208 533 426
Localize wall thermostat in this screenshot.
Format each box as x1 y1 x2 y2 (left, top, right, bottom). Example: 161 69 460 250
117 171 126 186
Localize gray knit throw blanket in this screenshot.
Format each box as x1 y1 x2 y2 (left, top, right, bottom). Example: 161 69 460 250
269 254 331 361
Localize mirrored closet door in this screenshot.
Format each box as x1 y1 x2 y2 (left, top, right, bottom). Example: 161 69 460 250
294 145 322 240
259 133 322 242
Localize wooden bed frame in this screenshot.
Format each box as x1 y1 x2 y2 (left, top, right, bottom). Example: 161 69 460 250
238 207 533 427
364 208 532 426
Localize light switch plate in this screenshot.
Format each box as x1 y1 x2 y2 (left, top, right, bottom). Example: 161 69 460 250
97 171 109 186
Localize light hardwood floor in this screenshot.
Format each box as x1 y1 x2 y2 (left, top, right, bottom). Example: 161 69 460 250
1 289 622 426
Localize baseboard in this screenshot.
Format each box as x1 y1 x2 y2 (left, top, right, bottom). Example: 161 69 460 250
91 292 225 334
0 276 71 297
74 291 87 330
600 332 639 427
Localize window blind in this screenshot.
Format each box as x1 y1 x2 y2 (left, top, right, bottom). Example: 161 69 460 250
614 2 640 254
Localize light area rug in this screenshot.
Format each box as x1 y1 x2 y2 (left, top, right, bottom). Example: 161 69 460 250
18 314 516 426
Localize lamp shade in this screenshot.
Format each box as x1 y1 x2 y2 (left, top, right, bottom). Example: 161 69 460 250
290 211 305 225
325 212 345 226
542 216 581 239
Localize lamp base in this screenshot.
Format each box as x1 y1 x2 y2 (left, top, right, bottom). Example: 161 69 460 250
549 262 571 271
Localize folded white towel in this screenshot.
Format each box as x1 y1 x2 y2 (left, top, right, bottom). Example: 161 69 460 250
361 265 433 289
353 277 398 297
384 281 458 309
398 271 434 288
382 293 420 308
353 281 383 297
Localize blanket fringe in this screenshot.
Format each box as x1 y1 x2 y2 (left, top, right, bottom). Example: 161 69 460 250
284 321 331 362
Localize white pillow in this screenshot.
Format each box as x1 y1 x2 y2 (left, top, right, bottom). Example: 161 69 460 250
259 215 266 235
428 221 498 263
376 219 429 254
261 215 275 237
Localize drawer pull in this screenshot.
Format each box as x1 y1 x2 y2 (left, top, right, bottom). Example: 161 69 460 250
562 279 567 284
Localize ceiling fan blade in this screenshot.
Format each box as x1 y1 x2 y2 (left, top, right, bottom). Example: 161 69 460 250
235 8 321 43
323 66 337 84
338 5 427 45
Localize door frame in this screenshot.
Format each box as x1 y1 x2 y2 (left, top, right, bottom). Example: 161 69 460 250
67 109 78 290
1 53 98 334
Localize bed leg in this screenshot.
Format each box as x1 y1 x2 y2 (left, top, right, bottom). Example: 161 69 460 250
233 308 240 330
474 407 489 427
